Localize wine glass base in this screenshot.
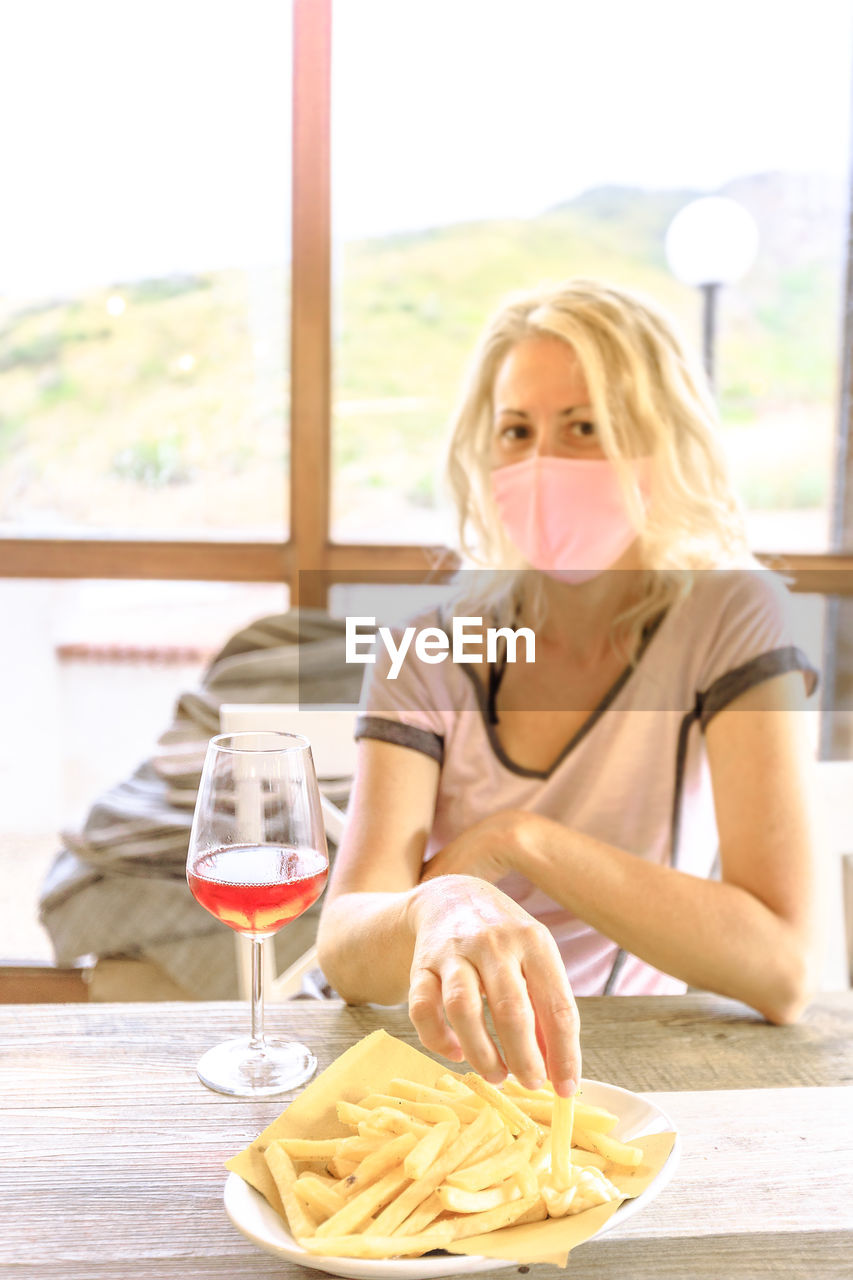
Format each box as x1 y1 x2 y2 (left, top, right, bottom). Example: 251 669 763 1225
196 1037 317 1098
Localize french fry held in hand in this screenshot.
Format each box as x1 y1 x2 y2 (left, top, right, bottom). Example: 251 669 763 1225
260 1070 646 1260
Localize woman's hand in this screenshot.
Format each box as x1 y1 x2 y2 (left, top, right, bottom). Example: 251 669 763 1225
405 873 581 1097
320 742 580 1088
418 809 539 885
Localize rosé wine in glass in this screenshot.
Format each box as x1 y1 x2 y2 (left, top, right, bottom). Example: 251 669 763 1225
188 845 328 936
186 732 329 1097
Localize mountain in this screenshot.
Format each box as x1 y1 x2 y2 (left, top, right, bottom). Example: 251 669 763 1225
338 171 847 409
0 172 846 529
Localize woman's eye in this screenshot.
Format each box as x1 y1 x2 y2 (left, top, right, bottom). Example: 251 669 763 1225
497 423 530 442
570 420 597 439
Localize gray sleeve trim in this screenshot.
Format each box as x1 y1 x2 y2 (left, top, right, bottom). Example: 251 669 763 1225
355 715 445 766
698 646 819 731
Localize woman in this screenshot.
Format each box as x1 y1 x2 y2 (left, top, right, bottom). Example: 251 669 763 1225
317 278 819 1097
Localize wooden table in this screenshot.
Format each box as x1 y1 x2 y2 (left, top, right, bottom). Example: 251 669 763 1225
2 994 852 1279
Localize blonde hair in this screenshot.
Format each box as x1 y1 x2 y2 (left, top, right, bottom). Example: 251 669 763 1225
444 277 752 651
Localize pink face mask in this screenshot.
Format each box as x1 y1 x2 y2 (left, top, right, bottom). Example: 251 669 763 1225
491 456 651 583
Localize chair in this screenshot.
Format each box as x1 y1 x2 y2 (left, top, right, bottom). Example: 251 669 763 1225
0 956 194 1003
0 961 90 1003
217 703 356 1000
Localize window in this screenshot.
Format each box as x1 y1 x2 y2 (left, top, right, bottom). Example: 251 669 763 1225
0 576 286 960
4 0 853 961
0 2 294 957
1 1 292 539
330 0 852 553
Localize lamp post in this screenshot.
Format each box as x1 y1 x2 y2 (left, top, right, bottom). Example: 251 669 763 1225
664 196 759 394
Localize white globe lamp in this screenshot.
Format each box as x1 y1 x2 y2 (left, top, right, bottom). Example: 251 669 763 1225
665 196 759 390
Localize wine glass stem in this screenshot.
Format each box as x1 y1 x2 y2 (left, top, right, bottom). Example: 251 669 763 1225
249 937 265 1050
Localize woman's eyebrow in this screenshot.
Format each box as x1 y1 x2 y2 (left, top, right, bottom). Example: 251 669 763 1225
493 404 594 416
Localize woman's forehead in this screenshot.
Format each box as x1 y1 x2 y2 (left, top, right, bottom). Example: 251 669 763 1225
492 334 590 405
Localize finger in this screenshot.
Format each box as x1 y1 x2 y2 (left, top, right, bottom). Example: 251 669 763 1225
524 953 581 1096
438 959 508 1084
479 963 547 1091
408 967 464 1062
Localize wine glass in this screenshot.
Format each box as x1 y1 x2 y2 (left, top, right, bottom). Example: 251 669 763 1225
186 731 329 1097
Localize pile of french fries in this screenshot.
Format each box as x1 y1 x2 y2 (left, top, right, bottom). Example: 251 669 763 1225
262 1071 644 1260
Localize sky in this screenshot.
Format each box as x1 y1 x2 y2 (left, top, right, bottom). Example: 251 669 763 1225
2 0 852 297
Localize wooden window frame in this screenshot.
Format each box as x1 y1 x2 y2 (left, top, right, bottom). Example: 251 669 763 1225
0 0 851 604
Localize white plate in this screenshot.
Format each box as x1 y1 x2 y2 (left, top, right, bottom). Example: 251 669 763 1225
224 1077 680 1279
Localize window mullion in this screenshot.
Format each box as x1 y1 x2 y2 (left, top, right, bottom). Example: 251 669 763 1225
289 0 332 607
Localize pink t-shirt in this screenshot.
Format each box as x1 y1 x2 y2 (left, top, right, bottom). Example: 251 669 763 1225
356 571 817 997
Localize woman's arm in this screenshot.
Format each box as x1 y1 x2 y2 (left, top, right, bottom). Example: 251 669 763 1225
422 671 819 1024
317 738 439 1005
317 738 581 1094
